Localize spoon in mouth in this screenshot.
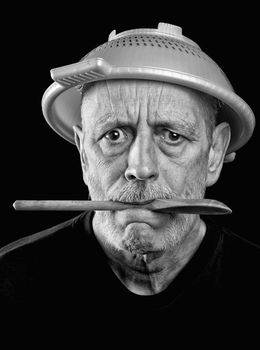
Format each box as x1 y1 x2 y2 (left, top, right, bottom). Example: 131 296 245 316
13 198 231 215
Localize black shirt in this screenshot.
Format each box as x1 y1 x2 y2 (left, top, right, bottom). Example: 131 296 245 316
0 212 259 341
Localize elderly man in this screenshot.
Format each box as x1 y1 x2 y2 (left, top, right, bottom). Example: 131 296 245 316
0 23 259 335
73 79 230 296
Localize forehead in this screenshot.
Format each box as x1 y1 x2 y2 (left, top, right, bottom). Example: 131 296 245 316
81 80 207 125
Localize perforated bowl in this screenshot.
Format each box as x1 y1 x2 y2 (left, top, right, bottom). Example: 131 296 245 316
42 22 255 154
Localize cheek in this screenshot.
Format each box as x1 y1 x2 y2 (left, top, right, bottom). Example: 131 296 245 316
183 156 208 197
160 150 209 196
84 146 126 197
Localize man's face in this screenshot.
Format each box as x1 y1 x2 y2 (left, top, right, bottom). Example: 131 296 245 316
77 80 219 258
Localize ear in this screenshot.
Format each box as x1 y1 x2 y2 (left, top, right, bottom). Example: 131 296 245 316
73 125 88 171
206 122 231 187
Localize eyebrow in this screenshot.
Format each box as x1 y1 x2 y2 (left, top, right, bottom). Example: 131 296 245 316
93 113 120 135
94 113 116 127
94 111 199 138
154 112 199 137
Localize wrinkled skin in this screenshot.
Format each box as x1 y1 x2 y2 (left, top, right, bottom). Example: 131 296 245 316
74 80 230 295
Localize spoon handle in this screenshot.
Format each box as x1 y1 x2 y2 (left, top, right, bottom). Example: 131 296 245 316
13 199 231 215
13 200 136 211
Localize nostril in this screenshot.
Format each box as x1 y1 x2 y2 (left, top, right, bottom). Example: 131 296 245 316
125 169 137 181
125 167 158 181
127 174 136 181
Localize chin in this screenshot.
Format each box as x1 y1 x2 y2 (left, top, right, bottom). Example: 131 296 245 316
120 222 178 255
96 210 196 255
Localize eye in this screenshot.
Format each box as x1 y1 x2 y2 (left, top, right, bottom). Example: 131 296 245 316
104 128 127 143
159 129 183 144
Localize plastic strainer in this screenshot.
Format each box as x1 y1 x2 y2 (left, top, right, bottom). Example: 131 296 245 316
42 22 255 154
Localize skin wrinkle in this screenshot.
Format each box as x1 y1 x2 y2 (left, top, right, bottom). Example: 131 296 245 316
157 82 164 110
105 81 114 114
76 79 230 295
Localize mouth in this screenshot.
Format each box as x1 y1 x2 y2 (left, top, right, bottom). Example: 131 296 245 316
121 200 155 206
114 199 174 227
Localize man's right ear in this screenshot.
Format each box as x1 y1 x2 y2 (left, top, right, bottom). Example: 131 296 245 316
73 125 83 151
73 125 88 170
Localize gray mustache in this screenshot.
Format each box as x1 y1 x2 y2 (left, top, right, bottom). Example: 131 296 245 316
108 181 178 203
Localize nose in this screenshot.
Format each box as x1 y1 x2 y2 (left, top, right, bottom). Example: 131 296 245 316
125 133 159 181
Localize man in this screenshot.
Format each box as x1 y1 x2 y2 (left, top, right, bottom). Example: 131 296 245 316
0 23 259 336
73 79 230 297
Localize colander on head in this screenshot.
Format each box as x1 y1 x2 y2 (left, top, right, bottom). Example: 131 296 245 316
42 22 255 157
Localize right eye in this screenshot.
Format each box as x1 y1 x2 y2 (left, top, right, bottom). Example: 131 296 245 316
104 129 127 143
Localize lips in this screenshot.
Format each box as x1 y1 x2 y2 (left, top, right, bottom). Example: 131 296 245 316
116 208 171 230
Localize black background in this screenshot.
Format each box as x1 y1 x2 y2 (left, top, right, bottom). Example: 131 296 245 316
3 5 259 247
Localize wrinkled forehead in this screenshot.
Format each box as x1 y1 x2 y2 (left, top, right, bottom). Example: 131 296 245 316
81 80 209 123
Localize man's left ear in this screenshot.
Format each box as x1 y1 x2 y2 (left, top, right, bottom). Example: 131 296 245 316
206 122 231 187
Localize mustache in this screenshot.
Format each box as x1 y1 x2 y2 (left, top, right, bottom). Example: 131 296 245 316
107 181 179 203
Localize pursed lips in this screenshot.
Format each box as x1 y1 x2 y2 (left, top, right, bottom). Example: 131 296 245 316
115 203 171 227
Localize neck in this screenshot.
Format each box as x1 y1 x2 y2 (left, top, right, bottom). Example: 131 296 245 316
92 214 206 296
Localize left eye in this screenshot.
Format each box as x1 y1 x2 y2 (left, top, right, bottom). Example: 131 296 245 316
104 128 126 142
160 130 183 143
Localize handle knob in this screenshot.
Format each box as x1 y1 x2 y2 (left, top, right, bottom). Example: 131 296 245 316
157 22 182 36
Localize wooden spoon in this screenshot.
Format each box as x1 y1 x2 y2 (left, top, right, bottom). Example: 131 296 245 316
13 198 231 215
